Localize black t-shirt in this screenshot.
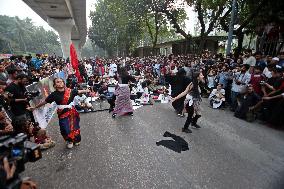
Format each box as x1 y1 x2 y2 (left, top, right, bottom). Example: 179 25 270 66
121 75 136 84
166 75 191 97
45 89 78 115
5 83 28 116
45 89 78 105
267 77 282 91
241 93 261 107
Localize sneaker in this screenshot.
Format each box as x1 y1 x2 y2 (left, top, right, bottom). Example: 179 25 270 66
66 142 73 149
112 113 117 118
182 128 192 133
74 142 80 146
192 124 201 128
177 113 184 117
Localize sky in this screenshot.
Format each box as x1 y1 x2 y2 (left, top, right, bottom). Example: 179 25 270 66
0 0 95 32
0 0 196 34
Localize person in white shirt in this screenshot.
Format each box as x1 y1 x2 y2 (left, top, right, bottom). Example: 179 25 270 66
74 93 94 112
109 62 117 77
209 83 226 109
231 64 251 111
243 49 256 73
85 62 93 78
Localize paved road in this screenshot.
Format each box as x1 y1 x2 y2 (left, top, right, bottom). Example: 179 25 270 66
24 101 284 189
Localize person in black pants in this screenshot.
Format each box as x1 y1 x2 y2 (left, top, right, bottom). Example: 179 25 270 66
172 71 204 133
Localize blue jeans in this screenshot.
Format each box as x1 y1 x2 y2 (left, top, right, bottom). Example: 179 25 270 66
230 91 239 111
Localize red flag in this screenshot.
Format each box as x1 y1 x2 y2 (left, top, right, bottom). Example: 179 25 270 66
70 43 83 82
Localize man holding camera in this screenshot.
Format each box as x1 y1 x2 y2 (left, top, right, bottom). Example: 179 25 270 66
0 145 38 189
250 66 266 96
4 74 30 125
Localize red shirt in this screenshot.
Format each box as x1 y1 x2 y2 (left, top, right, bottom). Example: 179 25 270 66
250 74 265 95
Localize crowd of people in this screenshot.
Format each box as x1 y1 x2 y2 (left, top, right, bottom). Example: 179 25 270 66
0 49 283 188
72 50 284 127
0 50 284 143
0 54 67 146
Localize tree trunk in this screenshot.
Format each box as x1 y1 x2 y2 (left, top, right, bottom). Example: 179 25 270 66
236 32 244 57
152 12 160 54
162 10 191 40
185 38 190 54
198 35 206 53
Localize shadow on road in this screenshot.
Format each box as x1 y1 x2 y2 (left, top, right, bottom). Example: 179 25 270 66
156 131 189 153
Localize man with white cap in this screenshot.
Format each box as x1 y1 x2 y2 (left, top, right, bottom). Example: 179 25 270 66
272 57 279 64
263 57 279 78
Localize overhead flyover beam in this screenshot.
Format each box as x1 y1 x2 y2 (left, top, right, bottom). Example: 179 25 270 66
22 0 87 59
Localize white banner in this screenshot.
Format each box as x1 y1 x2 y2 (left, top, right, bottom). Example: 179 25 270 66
26 71 67 128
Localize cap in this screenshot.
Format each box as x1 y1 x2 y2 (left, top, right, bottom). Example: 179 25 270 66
272 57 279 61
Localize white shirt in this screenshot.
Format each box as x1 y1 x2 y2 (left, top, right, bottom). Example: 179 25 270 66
209 89 225 99
85 64 93 77
109 63 117 77
231 72 251 92
207 75 216 89
244 56 256 67
263 67 272 78
74 95 89 106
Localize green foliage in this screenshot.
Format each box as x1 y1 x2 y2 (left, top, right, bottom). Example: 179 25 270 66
0 15 61 55
89 0 187 57
89 0 143 57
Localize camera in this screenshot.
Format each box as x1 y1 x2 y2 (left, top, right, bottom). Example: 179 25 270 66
24 91 40 101
0 133 42 189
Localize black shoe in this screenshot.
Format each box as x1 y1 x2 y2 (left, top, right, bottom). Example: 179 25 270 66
195 115 201 119
182 128 192 133
84 109 89 113
192 124 201 128
112 113 116 118
128 112 133 116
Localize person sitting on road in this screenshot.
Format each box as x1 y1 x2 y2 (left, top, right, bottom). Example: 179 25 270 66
209 83 226 109
13 118 55 150
74 91 94 112
234 85 261 122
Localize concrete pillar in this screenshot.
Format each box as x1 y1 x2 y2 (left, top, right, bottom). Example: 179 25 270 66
72 39 82 60
47 18 75 59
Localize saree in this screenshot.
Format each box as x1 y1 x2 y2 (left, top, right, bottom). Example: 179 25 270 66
57 88 81 142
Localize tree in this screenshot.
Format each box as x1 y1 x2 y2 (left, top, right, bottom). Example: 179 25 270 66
190 0 227 51
89 0 143 57
89 0 186 57
0 15 61 55
218 0 284 55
